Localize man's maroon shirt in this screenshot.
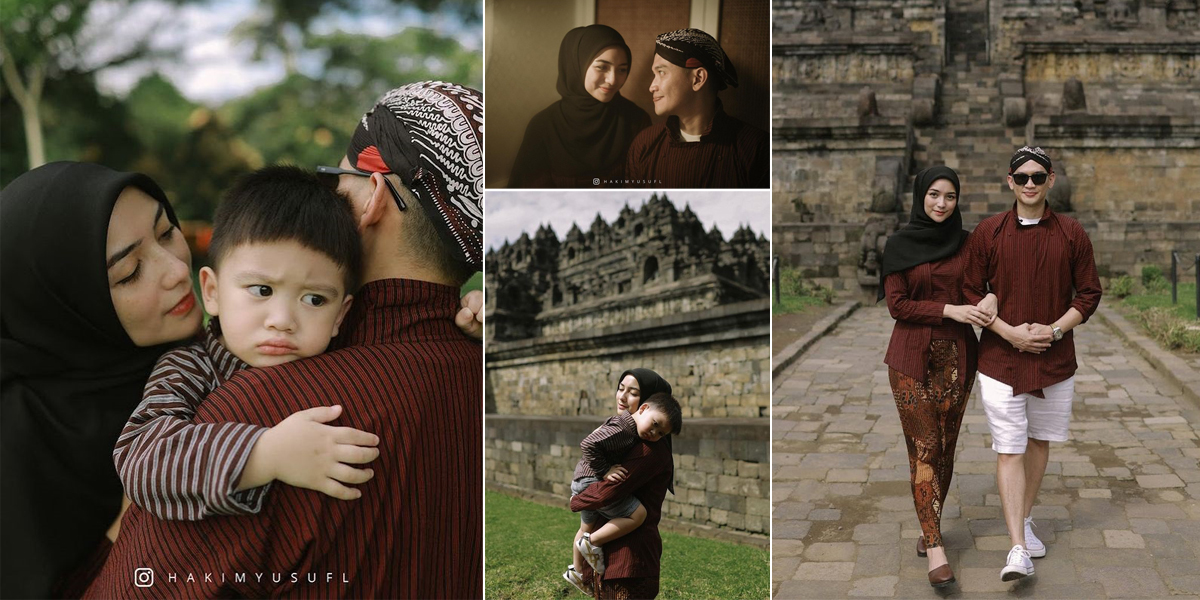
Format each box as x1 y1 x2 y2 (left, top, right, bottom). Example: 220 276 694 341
84 279 483 599
963 204 1102 396
569 437 673 580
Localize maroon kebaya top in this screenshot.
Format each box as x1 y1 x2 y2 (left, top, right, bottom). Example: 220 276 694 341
569 437 673 580
884 244 979 384
84 279 483 599
963 204 1102 396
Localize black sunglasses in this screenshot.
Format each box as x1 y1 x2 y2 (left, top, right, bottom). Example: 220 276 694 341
315 165 407 211
1010 171 1050 186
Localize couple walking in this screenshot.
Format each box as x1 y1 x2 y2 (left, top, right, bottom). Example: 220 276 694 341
881 147 1103 587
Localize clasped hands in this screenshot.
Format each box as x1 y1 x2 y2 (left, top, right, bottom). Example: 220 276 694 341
944 293 998 328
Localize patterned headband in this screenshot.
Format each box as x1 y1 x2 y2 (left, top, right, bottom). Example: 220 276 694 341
655 28 738 90
1009 146 1052 173
348 81 483 270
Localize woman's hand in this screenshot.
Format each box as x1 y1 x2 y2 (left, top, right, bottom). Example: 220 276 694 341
604 464 628 482
943 304 992 326
976 293 998 326
455 290 483 340
243 405 380 499
1003 323 1053 354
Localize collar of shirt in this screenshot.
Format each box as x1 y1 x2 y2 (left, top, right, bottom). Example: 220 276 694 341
614 410 638 436
202 319 250 385
334 278 468 348
1005 201 1057 231
665 108 735 145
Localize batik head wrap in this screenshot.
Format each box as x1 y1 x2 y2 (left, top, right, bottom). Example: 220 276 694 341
347 81 483 270
1009 146 1053 174
654 28 738 90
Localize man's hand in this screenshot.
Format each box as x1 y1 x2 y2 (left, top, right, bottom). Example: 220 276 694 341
1028 323 1053 338
244 405 380 499
976 293 998 326
604 464 628 482
1004 323 1053 354
455 290 483 340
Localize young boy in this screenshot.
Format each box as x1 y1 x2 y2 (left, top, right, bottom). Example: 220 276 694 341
565 392 683 587
113 165 380 521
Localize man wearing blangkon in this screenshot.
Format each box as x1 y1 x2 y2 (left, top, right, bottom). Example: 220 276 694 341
963 146 1101 583
624 28 768 188
85 81 484 598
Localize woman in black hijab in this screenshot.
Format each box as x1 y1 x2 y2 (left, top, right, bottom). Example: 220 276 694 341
879 166 996 588
1 162 200 598
564 367 675 598
509 24 650 188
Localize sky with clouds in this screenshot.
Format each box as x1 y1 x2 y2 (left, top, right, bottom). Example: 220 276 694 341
85 0 479 104
484 191 771 252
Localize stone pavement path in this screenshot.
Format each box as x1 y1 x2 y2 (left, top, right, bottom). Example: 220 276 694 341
772 306 1200 599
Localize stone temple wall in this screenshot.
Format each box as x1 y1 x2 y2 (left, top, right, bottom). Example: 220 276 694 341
486 415 769 545
771 0 1200 296
486 194 770 539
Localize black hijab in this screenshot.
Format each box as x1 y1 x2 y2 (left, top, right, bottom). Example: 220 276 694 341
509 25 650 187
1 162 183 598
878 166 968 301
618 367 672 401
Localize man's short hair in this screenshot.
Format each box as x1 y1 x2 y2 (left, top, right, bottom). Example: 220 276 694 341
643 392 683 436
208 165 363 291
387 174 476 287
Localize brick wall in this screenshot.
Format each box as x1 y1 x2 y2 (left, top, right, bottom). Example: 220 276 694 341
486 415 769 543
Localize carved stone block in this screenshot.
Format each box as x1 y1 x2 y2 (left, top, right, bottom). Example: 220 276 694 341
1004 97 1030 126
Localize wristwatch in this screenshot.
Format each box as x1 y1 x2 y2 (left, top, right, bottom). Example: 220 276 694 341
1051 325 1063 342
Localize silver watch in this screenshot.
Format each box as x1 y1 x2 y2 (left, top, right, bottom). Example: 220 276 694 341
1051 325 1063 342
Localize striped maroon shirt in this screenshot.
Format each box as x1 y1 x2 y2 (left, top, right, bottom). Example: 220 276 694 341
624 109 768 188
573 412 639 481
569 439 673 580
84 279 483 599
963 205 1102 396
883 245 978 384
114 321 269 521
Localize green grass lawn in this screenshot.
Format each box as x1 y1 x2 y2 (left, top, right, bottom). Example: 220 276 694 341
485 492 769 600
1117 282 1200 353
773 294 827 315
1119 281 1197 319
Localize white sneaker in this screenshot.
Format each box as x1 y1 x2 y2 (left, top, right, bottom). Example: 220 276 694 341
1001 545 1034 581
575 533 605 575
1024 517 1046 558
563 565 588 595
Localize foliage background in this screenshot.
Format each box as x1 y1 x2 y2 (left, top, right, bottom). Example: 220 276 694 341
1 0 482 228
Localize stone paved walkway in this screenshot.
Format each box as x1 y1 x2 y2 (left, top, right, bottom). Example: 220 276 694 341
772 306 1200 599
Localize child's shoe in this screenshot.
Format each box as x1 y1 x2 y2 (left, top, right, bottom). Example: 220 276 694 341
563 565 587 595
575 533 606 574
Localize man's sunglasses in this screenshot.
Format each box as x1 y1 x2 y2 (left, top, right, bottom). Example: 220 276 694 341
1009 172 1050 186
315 165 407 211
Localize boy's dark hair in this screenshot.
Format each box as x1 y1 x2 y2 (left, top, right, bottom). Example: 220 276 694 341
643 392 683 436
208 165 362 292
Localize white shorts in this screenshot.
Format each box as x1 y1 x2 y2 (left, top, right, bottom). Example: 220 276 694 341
978 372 1075 454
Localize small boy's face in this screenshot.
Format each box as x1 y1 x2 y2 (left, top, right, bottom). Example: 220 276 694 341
199 240 352 368
631 404 672 442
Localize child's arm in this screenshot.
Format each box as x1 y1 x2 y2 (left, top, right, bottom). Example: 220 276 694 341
115 352 273 520
236 404 379 499
115 350 378 520
579 429 614 479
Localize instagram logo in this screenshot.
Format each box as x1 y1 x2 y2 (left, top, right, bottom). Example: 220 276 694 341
133 567 154 588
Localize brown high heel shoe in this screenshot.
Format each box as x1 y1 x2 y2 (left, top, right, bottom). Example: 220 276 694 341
917 537 927 557
928 563 956 588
